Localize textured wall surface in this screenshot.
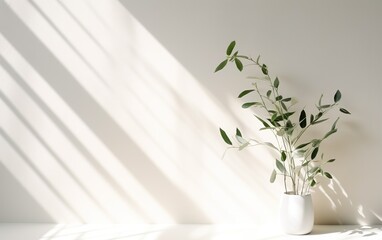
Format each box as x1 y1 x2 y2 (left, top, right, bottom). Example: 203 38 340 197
0 0 381 224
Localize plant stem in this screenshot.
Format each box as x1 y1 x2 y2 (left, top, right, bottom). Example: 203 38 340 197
254 80 289 193
251 57 295 193
293 104 337 145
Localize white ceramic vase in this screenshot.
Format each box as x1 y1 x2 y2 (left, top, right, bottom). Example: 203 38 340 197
280 192 314 235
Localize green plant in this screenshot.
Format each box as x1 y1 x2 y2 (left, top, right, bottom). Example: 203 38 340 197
215 41 350 195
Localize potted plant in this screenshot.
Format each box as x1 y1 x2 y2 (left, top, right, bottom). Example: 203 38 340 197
215 41 350 234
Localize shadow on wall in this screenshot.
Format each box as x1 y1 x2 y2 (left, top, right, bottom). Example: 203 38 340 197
0 0 278 224
0 163 53 222
117 0 382 225
1 0 381 225
315 177 382 225
311 225 382 237
314 117 381 225
0 1 209 223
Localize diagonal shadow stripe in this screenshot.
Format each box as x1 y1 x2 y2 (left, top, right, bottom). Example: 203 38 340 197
26 0 112 90
0 88 115 222
0 2 210 222
0 52 150 222
0 129 85 222
0 161 54 222
56 0 114 62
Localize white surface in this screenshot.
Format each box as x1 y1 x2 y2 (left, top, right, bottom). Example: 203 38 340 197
0 224 382 240
0 0 382 224
280 194 314 234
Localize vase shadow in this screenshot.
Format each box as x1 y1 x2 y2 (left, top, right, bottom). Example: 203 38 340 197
310 225 382 236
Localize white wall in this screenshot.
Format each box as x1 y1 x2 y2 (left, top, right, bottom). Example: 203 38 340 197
0 0 381 224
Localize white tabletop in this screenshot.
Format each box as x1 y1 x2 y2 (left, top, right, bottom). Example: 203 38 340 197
0 224 381 240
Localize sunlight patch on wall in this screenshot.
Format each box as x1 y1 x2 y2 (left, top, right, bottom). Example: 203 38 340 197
0 136 77 222
0 62 129 223
0 34 172 223
1 0 278 223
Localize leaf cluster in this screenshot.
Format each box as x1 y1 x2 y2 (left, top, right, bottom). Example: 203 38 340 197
215 41 351 195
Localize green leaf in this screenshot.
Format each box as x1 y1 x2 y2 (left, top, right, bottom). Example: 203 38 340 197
242 102 261 108
334 90 341 103
275 95 283 101
260 127 274 131
285 120 294 135
319 94 323 106
309 166 320 173
256 55 261 63
226 41 236 55
276 160 286 173
312 118 329 125
247 76 268 81
296 142 310 149
286 120 293 128
215 59 228 72
266 90 272 97
274 112 295 122
302 161 309 167
310 114 314 124
237 55 250 60
319 104 331 109
282 97 291 102
281 102 288 111
238 90 254 98
331 118 339 131
219 128 232 145
234 58 243 71
324 128 337 139
272 115 282 122
281 151 287 161
255 115 270 128
271 112 277 122
310 179 317 187
235 135 246 144
340 108 351 114
268 119 281 127
236 128 242 137
261 64 268 75
286 128 294 136
230 51 238 61
312 139 321 148
239 142 250 151
277 129 285 136
270 169 277 183
324 172 333 179
327 159 336 163
311 147 319 159
299 110 307 128
295 149 306 157
274 77 279 88
316 112 323 120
